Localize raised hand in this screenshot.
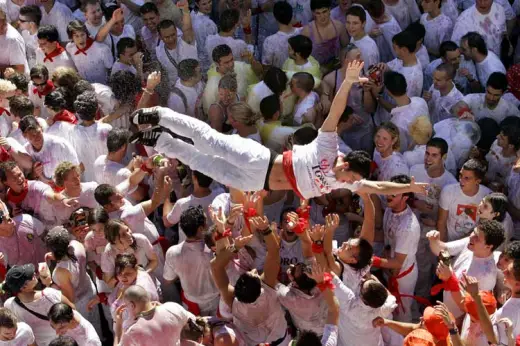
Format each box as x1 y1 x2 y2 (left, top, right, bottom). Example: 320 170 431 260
460 273 479 297
146 71 161 90
228 204 244 225
209 206 226 233
345 60 366 85
234 234 254 249
308 224 325 242
307 262 325 283
249 215 269 231
435 262 452 281
434 301 455 327
426 230 440 241
372 317 386 328
325 214 339 232
111 8 124 23
62 198 79 209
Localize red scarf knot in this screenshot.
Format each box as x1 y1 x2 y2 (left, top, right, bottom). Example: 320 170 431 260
43 43 65 63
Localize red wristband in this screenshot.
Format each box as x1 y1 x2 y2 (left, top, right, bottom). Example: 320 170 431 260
292 218 308 234
243 26 252 34
98 292 108 305
312 242 324 254
296 206 310 220
372 256 382 268
140 163 153 174
444 273 461 292
316 272 336 292
215 228 232 241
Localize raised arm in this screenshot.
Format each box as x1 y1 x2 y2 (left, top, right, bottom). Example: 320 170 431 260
177 0 194 44
250 216 280 288
426 230 447 256
321 61 365 133
96 8 124 42
140 168 171 216
358 193 375 244
372 317 419 337
210 247 235 308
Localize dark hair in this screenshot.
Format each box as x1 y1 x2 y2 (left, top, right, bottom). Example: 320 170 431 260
0 161 18 183
439 41 459 58
193 170 213 188
487 72 508 92
0 308 17 328
19 5 42 26
426 137 448 156
504 241 520 259
310 0 332 11
74 91 98 121
106 128 130 153
19 115 42 133
461 158 487 180
383 71 407 97
37 25 60 42
94 184 117 206
45 226 77 262
178 59 200 81
483 193 508 222
462 32 487 55
360 279 388 308
66 20 89 39
476 117 499 152
345 150 372 178
292 72 314 93
264 67 289 96
181 317 207 342
30 64 49 81
87 206 109 226
350 238 374 270
73 80 95 96
260 95 280 120
104 219 138 249
108 71 141 103
104 5 120 22
212 44 233 63
157 19 176 35
44 90 66 112
392 30 417 53
7 73 29 93
139 2 159 15
346 6 366 22
273 1 293 25
390 174 413 200
203 227 217 249
500 120 520 151
115 253 138 275
478 219 505 252
234 272 262 303
180 206 206 238
49 336 79 346
405 22 425 42
294 330 322 346
367 0 385 19
117 37 136 58
9 96 34 119
220 9 240 32
80 0 100 12
291 263 317 290
436 63 455 80
48 303 74 324
293 127 318 145
288 35 313 60
339 105 354 125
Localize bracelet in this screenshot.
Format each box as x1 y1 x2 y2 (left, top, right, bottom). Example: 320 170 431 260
372 256 382 268
215 228 232 241
261 228 272 236
316 272 335 292
311 241 324 254
140 163 153 174
243 26 252 35
142 88 154 95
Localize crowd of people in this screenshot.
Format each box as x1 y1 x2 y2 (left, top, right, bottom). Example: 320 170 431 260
0 0 518 344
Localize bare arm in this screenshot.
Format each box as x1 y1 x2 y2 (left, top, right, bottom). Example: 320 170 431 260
178 0 195 44
437 208 449 242
427 231 447 256
377 318 420 337
358 193 375 244
53 268 76 303
356 178 427 196
140 168 170 216
95 8 123 42
377 252 407 270
210 249 235 308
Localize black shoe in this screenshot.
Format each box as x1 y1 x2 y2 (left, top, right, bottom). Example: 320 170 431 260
131 108 160 126
129 126 164 146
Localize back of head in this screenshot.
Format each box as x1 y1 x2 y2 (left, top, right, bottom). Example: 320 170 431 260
426 137 449 156
123 285 151 304
37 25 60 42
180 206 206 238
408 115 432 145
44 89 66 113
487 72 508 92
345 150 371 178
48 303 74 324
310 0 332 11
108 71 142 103
462 31 487 55
74 91 98 121
292 127 318 145
273 1 293 25
229 102 261 126
383 71 407 97
106 128 130 153
7 73 29 94
212 44 232 64
403 328 436 346
45 226 72 261
260 94 280 120
73 80 94 97
439 41 459 59
218 73 238 91
476 117 499 152
360 279 388 308
500 118 520 151
436 63 455 80
193 170 213 188
234 272 262 303
288 35 313 60
178 59 200 81
9 95 34 119
405 21 425 42
367 0 385 18
392 30 417 53
292 72 315 93
478 219 505 252
505 241 520 259
294 330 322 346
220 9 240 32
263 67 288 96
49 336 79 346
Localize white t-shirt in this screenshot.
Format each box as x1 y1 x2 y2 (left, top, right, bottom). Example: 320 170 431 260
191 11 218 72
110 61 137 77
167 79 205 117
475 52 507 87
491 297 520 344
108 199 160 245
0 322 35 346
373 151 410 181
463 93 520 123
383 206 421 275
0 24 28 74
384 0 420 30
445 237 497 317
387 58 423 98
103 25 135 60
64 311 101 346
35 47 76 76
262 30 300 68
0 0 20 23
66 41 113 84
93 155 132 189
279 238 305 283
156 39 198 87
428 83 464 124
101 233 155 275
166 189 224 243
439 183 492 241
417 45 431 70
292 131 362 199
351 35 380 73
21 30 37 70
420 13 454 56
371 16 401 62
390 97 429 152
39 2 74 42
293 91 319 125
205 34 250 64
451 4 506 55
24 133 79 179
485 139 518 186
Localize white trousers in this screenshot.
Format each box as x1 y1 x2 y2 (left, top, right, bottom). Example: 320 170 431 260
156 109 272 191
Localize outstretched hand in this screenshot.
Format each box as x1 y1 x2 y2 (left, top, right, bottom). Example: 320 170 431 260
344 60 367 85
409 176 428 195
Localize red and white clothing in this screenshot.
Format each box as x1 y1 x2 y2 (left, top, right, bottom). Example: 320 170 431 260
45 117 75 145
156 39 198 87
420 13 454 57
462 93 520 123
24 133 79 179
439 183 492 241
119 302 194 346
27 80 55 120
163 240 219 316
390 97 429 152
40 2 75 42
6 180 55 226
428 83 464 124
491 297 520 344
445 237 497 318
35 45 76 75
66 40 113 84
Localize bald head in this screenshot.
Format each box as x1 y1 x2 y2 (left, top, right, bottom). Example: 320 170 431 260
124 285 151 304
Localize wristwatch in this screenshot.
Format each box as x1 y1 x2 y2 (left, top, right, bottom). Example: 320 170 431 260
313 240 324 246
449 326 459 335
229 245 239 254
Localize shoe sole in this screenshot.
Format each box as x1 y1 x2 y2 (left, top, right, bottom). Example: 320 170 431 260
128 125 163 144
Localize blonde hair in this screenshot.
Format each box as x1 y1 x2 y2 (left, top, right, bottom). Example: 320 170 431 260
0 79 16 95
54 161 80 187
51 67 81 89
408 115 432 145
228 102 261 126
376 122 401 151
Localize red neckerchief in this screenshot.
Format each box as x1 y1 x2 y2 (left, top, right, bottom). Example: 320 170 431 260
0 147 11 162
53 109 78 124
33 80 54 98
6 180 29 204
0 107 11 116
43 43 65 63
74 38 94 56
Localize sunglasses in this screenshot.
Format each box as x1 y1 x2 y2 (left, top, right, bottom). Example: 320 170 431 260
32 81 48 87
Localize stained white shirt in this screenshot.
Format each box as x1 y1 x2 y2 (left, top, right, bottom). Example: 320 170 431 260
0 24 28 74
103 24 135 60
384 0 421 30
485 139 518 186
156 39 198 87
35 47 76 76
66 41 113 84
373 151 410 181
491 297 520 344
167 79 205 117
390 97 429 152
205 34 250 65
424 57 477 93
420 13 453 57
463 93 520 123
40 2 75 42
475 51 506 87
351 34 380 73
262 30 301 69
0 0 20 23
191 11 218 72
27 84 49 119
21 30 37 69
371 15 401 62
387 58 423 98
428 83 464 124
141 26 160 60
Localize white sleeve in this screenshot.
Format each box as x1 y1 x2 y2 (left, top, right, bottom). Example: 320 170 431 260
262 38 273 65
321 324 339 346
438 185 452 211
8 37 27 66
6 137 27 154
163 248 179 281
446 237 470 257
331 273 354 306
166 202 183 226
